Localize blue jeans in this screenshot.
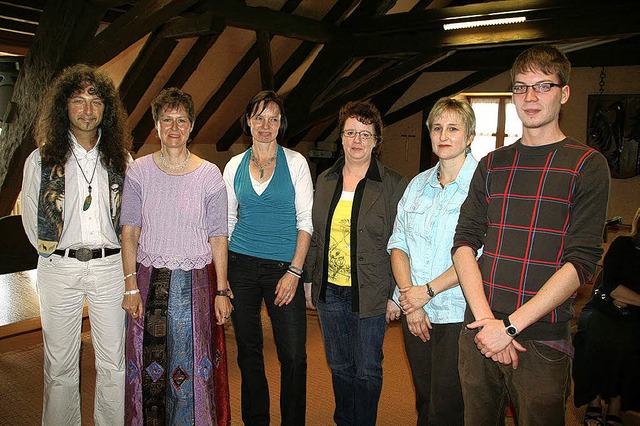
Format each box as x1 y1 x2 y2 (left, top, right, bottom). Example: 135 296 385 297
458 325 571 426
228 251 307 426
317 283 387 426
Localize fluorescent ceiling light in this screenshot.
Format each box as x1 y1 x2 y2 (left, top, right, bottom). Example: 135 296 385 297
444 16 526 31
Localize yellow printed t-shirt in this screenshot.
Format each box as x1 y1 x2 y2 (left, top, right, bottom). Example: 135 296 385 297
327 191 354 286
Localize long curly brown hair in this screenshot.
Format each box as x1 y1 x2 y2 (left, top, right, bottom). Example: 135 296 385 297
35 64 131 174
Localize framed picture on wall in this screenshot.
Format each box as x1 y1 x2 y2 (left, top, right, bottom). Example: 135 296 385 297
587 94 640 179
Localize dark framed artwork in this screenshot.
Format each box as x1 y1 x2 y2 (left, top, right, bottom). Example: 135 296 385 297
587 94 640 179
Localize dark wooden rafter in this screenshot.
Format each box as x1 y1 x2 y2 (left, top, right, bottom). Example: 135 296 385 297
119 28 178 114
131 34 221 151
160 12 226 39
278 0 400 149
385 69 504 126
214 0 358 151
186 0 303 144
207 0 343 44
348 0 640 57
79 0 200 66
0 0 107 215
256 30 274 90
287 51 456 142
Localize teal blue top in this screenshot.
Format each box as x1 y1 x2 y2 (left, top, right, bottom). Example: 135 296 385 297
229 145 298 262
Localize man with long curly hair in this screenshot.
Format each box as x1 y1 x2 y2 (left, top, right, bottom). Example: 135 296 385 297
21 64 132 425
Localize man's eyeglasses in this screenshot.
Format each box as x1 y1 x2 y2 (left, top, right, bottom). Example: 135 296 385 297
342 130 376 141
512 82 562 94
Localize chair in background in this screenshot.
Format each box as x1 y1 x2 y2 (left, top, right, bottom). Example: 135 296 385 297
0 215 37 274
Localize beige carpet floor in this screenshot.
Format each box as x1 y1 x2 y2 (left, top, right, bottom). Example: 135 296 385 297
1 308 639 425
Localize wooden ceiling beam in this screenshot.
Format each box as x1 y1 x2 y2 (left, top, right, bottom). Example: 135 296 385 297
206 0 343 44
347 0 569 35
189 0 303 146
79 0 200 65
215 0 358 152
131 34 220 151
257 30 274 90
0 32 31 55
159 12 225 39
384 70 503 126
119 28 178 114
349 1 640 57
288 51 455 140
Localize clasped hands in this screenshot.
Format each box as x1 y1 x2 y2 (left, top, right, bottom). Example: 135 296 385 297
467 317 527 368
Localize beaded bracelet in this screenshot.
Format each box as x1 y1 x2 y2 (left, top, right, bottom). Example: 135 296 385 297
286 269 301 279
288 265 303 274
123 288 140 296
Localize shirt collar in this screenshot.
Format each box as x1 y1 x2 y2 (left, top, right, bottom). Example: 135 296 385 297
327 155 383 183
429 154 478 189
69 128 102 158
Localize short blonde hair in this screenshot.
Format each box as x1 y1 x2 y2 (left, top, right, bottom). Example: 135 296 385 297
426 98 476 141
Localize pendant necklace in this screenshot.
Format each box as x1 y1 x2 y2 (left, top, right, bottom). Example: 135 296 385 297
251 149 276 179
71 149 99 211
159 148 190 172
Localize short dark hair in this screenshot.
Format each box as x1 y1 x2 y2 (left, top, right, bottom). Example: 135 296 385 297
151 87 195 123
511 44 571 86
240 90 288 139
338 100 384 154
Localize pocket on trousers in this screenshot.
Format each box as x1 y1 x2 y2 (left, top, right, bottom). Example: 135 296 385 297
529 341 568 363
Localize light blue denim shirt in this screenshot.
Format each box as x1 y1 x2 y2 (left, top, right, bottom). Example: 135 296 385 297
387 154 478 324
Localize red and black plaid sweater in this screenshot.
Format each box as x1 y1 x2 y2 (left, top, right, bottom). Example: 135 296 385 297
453 138 610 340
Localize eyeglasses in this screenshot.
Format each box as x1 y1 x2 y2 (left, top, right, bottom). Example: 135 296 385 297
342 130 376 141
512 82 562 94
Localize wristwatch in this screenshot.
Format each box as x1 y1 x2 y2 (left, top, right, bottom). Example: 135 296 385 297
216 288 232 297
503 317 519 338
425 282 435 298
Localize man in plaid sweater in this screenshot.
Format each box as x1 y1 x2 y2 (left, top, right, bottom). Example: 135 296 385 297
452 45 610 425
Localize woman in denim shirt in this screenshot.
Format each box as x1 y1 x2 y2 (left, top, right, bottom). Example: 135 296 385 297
388 98 478 426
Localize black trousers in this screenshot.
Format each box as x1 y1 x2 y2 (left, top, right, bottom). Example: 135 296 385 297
228 251 307 426
401 318 464 426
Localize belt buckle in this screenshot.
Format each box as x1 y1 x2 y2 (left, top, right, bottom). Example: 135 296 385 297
76 247 94 262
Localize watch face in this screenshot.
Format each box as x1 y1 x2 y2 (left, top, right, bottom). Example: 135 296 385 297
506 325 518 337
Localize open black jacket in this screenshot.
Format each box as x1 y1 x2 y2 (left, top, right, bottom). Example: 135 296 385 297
303 156 408 318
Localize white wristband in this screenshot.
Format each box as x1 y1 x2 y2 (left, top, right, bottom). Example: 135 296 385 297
124 288 140 296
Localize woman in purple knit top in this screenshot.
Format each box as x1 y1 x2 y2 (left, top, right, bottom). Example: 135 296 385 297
120 88 232 425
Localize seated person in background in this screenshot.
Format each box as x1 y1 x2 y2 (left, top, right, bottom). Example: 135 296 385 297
573 207 640 426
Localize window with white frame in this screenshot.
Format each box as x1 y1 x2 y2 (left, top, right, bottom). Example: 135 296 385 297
465 95 522 161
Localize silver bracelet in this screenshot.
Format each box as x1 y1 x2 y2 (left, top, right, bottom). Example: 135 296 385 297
286 269 301 279
124 271 137 281
123 288 140 296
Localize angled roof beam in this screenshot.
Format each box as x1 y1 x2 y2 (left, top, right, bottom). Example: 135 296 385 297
215 0 358 151
119 28 178 114
288 51 455 140
384 70 504 126
188 0 302 144
79 0 200 65
207 0 343 44
131 34 221 151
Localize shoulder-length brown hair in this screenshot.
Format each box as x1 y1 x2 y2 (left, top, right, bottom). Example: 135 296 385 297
35 64 131 174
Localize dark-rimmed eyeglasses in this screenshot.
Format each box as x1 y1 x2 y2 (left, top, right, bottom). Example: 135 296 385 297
512 82 562 94
342 130 376 141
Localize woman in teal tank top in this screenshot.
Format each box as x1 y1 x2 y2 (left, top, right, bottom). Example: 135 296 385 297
223 91 314 426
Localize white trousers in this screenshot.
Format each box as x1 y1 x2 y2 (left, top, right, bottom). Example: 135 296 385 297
36 253 125 426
